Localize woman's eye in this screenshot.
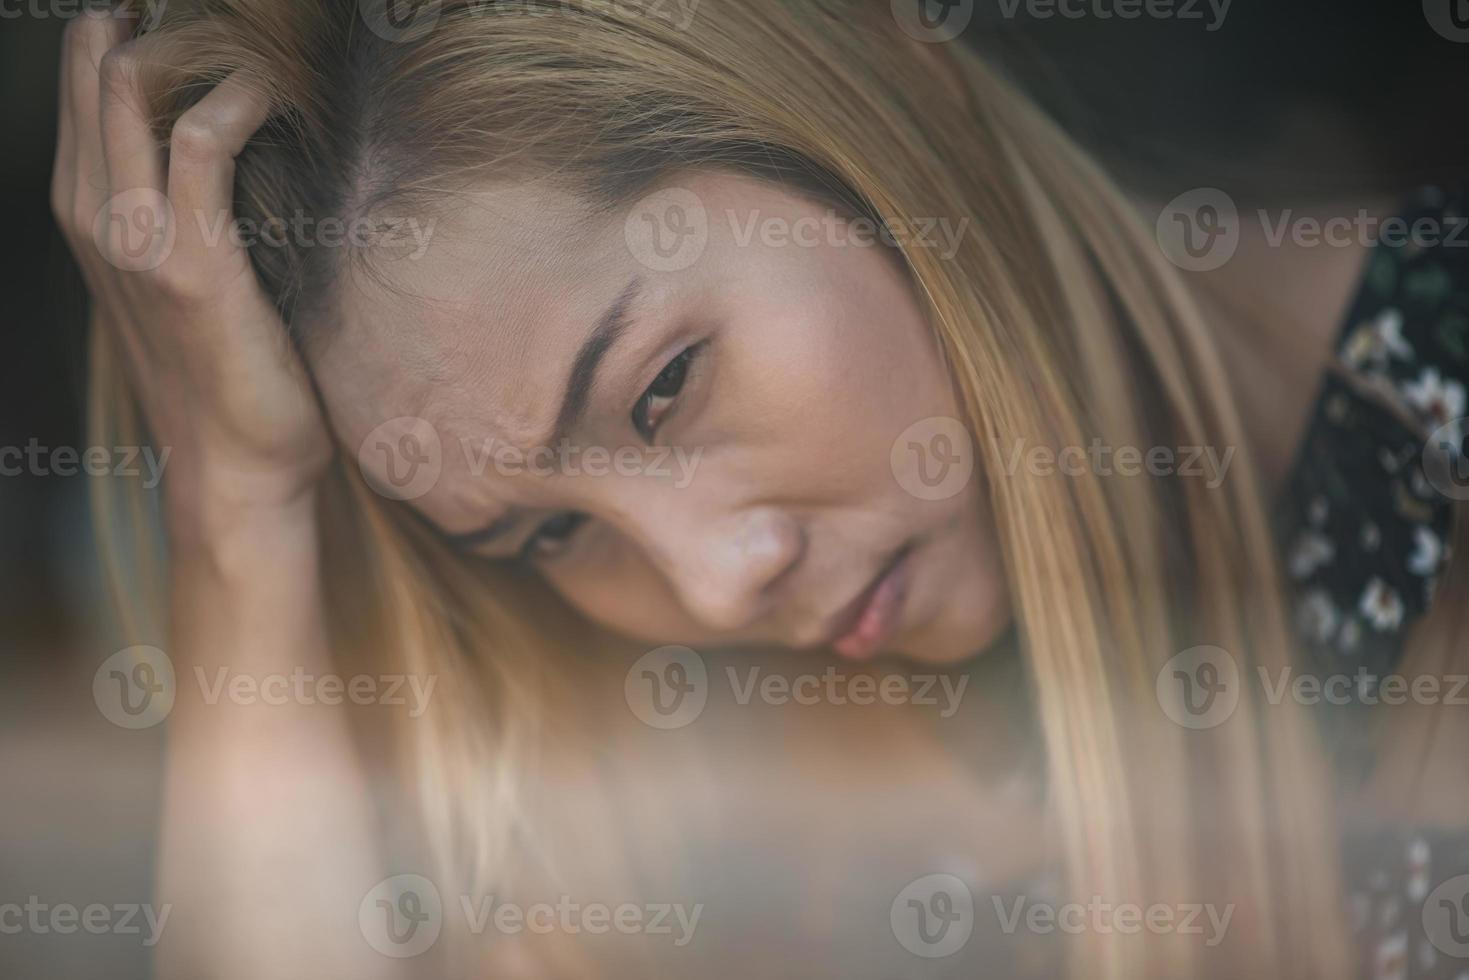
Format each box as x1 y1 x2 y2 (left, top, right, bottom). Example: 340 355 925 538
521 511 587 561
632 343 702 441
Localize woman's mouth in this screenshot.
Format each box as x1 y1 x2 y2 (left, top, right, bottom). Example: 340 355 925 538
827 545 914 661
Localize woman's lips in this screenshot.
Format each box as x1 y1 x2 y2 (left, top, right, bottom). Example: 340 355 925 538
828 547 913 661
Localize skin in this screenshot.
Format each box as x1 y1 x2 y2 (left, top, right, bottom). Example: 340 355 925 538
319 173 1011 664
53 17 386 980
55 12 1466 979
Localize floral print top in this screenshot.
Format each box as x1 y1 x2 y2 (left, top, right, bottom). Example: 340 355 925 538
1277 185 1467 683
1276 187 1469 979
1343 829 1469 980
1003 189 1469 979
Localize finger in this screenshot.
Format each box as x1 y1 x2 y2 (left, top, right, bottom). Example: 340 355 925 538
67 10 134 218
167 72 273 263
100 36 165 194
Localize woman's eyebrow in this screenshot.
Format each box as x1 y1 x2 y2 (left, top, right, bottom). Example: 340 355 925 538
435 277 644 552
548 275 643 446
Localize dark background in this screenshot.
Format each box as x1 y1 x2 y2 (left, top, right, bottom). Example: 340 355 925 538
1 1 1466 976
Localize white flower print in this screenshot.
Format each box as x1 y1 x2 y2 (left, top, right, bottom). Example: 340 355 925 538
1295 590 1339 644
1406 837 1431 903
1407 526 1442 577
1359 577 1405 632
1376 307 1413 358
1359 522 1381 552
1373 929 1407 980
1338 617 1362 653
1288 530 1336 579
1410 468 1434 499
1341 328 1375 370
1401 366 1467 429
1342 307 1413 370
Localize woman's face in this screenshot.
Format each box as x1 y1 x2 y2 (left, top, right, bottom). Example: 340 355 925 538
314 171 1010 664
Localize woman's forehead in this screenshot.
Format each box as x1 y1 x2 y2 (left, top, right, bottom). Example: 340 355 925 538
317 186 623 391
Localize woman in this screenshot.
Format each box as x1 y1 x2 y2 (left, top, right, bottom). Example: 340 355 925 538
52 0 1468 976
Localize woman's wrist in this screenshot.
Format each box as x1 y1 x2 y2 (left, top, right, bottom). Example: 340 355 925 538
164 470 322 576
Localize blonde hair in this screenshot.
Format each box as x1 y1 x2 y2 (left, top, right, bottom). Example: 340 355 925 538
92 0 1465 975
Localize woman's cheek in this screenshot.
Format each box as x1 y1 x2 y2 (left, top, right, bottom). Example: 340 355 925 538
540 539 682 643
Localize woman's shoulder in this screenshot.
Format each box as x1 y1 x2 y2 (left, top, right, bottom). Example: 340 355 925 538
1276 185 1469 679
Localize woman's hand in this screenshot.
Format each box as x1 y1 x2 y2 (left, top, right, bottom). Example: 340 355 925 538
51 9 330 534
49 16 409 979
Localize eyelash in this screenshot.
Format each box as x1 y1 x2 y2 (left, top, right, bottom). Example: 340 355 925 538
523 344 703 562
520 511 587 561
632 342 703 442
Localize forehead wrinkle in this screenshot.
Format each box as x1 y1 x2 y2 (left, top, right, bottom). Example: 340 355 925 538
355 227 549 450
333 183 629 458
423 276 564 452
429 237 630 455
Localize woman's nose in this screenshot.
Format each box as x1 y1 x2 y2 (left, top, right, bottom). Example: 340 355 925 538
654 506 805 634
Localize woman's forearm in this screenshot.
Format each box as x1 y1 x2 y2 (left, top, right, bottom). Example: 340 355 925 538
155 494 402 980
